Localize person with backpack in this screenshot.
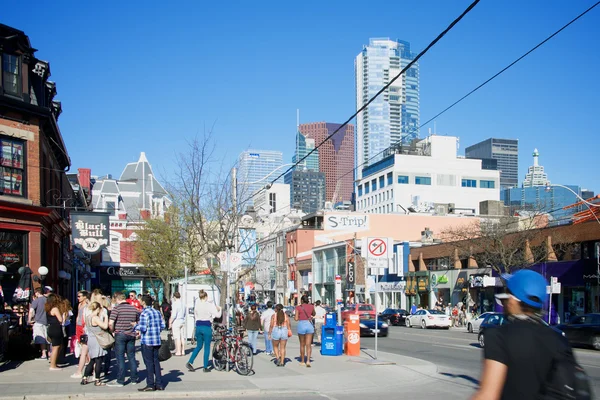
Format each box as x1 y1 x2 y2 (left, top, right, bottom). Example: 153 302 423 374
470 270 592 400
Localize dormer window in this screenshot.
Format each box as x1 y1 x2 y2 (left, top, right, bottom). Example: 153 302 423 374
2 54 21 96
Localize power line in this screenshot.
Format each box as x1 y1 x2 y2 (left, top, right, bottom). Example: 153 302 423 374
339 0 600 183
262 0 482 192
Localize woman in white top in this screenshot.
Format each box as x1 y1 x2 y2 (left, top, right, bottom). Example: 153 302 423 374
169 292 186 356
185 290 221 372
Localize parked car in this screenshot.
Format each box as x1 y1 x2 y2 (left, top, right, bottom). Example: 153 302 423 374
557 313 600 350
478 313 565 348
359 319 388 337
341 304 376 321
405 309 451 329
379 308 408 326
467 312 494 333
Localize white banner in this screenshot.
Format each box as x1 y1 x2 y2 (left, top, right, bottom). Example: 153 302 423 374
324 213 369 231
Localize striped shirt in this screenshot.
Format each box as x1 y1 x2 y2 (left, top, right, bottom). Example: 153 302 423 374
110 302 140 336
135 306 165 346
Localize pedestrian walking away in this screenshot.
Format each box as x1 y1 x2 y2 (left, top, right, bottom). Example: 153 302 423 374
169 292 186 356
133 295 166 392
186 289 221 373
294 295 315 367
269 304 291 367
81 302 108 386
260 301 275 356
45 293 65 370
109 291 140 386
244 304 261 355
470 270 592 400
313 300 327 345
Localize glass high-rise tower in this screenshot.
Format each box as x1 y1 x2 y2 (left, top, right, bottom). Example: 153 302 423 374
355 38 419 178
292 131 319 172
237 150 283 207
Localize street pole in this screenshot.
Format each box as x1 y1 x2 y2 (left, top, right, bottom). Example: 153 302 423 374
226 246 231 372
374 267 378 360
184 265 188 345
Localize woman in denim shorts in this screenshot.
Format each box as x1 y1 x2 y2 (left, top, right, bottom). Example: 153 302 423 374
268 304 291 367
294 295 315 367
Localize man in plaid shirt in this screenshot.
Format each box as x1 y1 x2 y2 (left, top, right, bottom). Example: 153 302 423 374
133 295 165 392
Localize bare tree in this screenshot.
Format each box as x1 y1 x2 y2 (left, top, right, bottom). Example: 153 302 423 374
440 211 573 275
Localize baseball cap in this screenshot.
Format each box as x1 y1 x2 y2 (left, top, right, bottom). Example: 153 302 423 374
495 270 547 309
44 286 53 294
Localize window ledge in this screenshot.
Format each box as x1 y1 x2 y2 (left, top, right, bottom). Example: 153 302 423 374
0 196 33 206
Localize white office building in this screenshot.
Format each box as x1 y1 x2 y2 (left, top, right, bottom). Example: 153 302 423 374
252 183 291 217
355 135 500 215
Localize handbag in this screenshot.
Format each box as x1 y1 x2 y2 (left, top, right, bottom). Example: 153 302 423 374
158 340 172 361
85 316 115 349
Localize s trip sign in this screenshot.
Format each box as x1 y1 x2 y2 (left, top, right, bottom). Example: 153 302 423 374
71 212 110 254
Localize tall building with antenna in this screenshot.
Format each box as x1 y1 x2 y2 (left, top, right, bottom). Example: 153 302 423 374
355 38 419 178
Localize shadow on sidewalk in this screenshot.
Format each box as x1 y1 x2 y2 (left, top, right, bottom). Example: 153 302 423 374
439 372 480 386
0 360 23 373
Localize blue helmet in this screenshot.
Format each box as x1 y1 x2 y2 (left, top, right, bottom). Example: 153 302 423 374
499 270 548 309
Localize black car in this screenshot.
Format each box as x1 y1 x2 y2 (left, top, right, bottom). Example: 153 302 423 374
379 308 408 326
557 313 600 350
359 319 389 337
478 313 565 348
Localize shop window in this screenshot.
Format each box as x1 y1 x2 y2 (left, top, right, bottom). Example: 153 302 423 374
0 136 25 196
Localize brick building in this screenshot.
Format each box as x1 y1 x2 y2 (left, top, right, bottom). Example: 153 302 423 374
299 122 355 204
0 24 77 300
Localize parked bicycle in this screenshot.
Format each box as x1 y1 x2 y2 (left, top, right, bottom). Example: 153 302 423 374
212 324 253 375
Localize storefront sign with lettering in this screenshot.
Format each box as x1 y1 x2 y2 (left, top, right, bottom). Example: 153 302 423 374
71 212 110 254
417 276 429 292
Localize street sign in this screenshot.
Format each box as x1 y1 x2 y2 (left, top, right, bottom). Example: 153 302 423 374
218 251 227 264
230 253 242 267
367 237 388 258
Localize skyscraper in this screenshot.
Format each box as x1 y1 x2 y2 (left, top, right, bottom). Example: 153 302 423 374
465 138 519 189
284 169 326 214
292 131 319 172
237 150 283 207
299 122 354 203
522 148 549 187
355 38 419 177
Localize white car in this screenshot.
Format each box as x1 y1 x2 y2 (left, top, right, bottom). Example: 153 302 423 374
467 312 494 333
405 309 451 329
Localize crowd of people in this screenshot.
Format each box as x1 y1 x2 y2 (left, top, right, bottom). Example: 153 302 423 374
29 287 167 391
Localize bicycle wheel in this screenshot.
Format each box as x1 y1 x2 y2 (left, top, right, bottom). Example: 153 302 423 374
234 343 253 376
212 341 228 371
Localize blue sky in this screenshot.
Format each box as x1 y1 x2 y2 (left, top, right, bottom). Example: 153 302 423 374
3 0 600 192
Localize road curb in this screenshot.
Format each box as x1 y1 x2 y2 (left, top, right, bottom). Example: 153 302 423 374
7 389 321 400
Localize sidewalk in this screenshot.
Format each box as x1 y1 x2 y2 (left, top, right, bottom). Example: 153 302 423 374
0 335 477 400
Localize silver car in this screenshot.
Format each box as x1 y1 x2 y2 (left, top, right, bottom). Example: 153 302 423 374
467 312 494 333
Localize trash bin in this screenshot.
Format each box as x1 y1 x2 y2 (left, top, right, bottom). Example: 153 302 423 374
321 325 344 356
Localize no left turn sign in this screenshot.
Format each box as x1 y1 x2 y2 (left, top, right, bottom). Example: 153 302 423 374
368 237 388 258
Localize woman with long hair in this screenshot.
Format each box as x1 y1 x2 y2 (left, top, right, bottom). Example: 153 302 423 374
58 297 72 365
44 293 64 370
82 301 109 386
186 290 222 372
268 304 291 367
90 289 111 378
294 295 315 367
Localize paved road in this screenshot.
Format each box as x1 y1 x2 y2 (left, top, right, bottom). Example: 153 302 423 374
359 325 600 392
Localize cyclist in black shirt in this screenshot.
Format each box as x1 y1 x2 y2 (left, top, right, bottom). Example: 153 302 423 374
471 269 558 400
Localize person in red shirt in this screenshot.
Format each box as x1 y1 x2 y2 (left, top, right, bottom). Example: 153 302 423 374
126 291 142 311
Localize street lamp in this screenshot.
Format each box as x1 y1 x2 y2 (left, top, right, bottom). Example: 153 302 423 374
38 266 49 287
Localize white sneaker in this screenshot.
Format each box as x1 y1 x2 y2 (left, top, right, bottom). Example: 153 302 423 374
70 373 82 379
